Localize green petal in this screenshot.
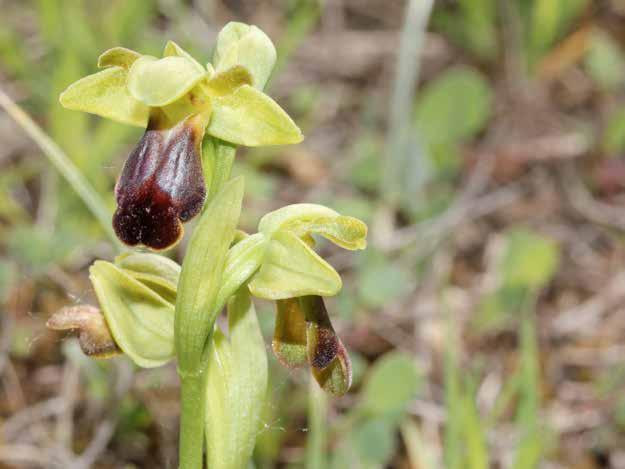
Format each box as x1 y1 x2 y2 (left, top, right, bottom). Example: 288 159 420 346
207 84 303 146
213 22 276 90
163 40 205 73
127 55 206 107
59 67 148 127
259 204 338 235
272 298 307 368
115 252 180 304
204 65 253 97
205 290 268 469
97 46 141 69
90 261 175 368
248 231 342 300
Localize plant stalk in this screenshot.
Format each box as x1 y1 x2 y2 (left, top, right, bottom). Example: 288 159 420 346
179 371 208 469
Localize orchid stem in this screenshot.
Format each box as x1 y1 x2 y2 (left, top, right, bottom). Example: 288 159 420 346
0 88 122 250
179 371 207 469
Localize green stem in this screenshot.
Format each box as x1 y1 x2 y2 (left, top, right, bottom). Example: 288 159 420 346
179 371 207 469
306 376 328 469
0 88 122 250
202 137 236 203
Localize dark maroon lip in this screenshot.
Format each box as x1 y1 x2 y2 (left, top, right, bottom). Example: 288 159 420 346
113 113 206 250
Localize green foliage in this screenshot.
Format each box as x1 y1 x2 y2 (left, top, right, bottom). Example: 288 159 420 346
357 253 413 309
415 66 493 147
360 352 421 418
433 0 498 60
205 290 268 469
501 230 560 290
603 109 625 155
585 30 625 91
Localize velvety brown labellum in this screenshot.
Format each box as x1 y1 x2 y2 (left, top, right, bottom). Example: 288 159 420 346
47 305 120 358
302 296 339 369
301 296 352 395
113 112 207 250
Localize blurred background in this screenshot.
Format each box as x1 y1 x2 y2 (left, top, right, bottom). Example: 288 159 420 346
2 0 625 467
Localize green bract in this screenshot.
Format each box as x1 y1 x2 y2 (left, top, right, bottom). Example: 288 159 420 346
59 38 302 146
89 254 179 368
205 290 268 469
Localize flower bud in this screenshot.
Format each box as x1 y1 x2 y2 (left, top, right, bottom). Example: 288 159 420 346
47 305 120 359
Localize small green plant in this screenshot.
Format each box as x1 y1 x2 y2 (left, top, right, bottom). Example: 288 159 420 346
44 22 367 468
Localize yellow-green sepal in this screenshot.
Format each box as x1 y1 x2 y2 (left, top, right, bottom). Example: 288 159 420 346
97 46 141 69
59 67 149 127
127 55 207 107
207 84 303 146
248 231 342 300
163 40 205 73
89 260 175 368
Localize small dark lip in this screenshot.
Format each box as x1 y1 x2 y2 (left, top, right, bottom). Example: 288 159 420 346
112 112 207 250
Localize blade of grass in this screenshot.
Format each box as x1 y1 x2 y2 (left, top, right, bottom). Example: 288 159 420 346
0 88 121 249
513 291 543 469
382 0 434 206
400 419 438 469
306 375 328 469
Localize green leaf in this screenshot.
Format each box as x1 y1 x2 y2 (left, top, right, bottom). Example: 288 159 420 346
215 232 267 310
501 230 560 290
350 419 397 466
213 22 277 90
127 55 206 107
89 261 175 368
59 67 149 127
358 260 413 308
207 84 303 147
585 30 625 90
414 66 492 145
163 40 204 73
205 290 268 469
97 46 141 69
175 177 245 373
603 109 625 154
360 352 421 417
248 231 342 300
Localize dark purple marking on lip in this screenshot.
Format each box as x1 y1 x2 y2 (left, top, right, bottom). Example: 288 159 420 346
113 113 206 250
303 296 340 370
